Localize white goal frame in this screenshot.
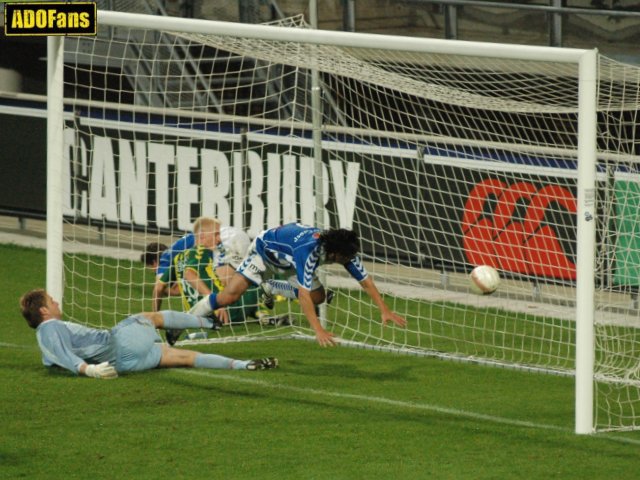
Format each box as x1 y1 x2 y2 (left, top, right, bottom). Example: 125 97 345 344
46 11 598 434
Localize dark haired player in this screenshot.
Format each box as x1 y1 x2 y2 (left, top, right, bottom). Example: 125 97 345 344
190 223 406 346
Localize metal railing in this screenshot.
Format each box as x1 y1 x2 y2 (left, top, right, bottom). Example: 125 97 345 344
399 0 640 47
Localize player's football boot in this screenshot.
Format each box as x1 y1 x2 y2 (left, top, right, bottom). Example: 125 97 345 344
210 313 223 330
246 357 279 370
326 289 335 305
267 315 291 327
165 329 184 346
259 282 275 309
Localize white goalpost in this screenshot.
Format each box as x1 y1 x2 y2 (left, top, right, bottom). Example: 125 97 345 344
46 9 640 434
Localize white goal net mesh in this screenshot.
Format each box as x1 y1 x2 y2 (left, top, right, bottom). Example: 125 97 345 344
59 14 640 431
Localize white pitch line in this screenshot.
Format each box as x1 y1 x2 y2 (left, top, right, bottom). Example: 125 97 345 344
173 369 640 445
0 342 38 349
178 368 561 430
175 368 640 446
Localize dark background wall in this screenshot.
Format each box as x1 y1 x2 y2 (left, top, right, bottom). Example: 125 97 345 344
0 112 47 217
0 36 47 95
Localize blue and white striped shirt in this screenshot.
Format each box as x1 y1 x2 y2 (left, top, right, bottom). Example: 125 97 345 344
156 232 196 277
255 223 368 290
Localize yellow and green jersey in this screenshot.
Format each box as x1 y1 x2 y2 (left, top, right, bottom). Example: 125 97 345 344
161 245 258 322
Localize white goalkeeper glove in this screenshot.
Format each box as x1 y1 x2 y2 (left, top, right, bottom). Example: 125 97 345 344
84 362 118 379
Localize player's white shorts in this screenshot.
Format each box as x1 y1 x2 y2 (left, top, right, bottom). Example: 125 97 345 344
215 226 251 269
237 243 322 291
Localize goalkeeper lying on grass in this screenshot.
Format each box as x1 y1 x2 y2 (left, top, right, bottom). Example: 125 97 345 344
19 288 278 379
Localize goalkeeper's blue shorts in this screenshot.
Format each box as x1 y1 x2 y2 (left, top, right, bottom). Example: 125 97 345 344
110 315 163 372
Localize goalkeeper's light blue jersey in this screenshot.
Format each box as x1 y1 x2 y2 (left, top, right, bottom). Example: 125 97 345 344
255 223 368 290
36 320 114 374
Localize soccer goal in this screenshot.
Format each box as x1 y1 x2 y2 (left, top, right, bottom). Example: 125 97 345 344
46 10 640 433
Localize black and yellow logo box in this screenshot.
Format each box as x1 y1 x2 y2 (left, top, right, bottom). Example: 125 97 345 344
4 2 96 36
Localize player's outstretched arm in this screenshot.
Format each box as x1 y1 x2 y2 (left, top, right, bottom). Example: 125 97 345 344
152 279 169 312
184 268 212 297
298 288 336 347
359 277 407 327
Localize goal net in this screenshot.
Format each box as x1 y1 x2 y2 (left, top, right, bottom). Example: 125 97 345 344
53 12 640 432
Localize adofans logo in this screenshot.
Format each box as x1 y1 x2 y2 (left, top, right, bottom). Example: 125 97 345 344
4 2 96 36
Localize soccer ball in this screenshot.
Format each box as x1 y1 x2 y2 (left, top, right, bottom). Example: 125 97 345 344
469 265 500 295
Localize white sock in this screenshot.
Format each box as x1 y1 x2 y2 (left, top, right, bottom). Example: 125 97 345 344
267 279 298 299
188 296 213 316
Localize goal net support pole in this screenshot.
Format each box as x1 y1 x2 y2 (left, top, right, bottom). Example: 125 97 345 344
309 0 328 326
574 49 598 435
46 36 65 304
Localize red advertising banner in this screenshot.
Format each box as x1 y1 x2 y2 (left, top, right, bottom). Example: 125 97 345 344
421 162 578 281
461 178 576 279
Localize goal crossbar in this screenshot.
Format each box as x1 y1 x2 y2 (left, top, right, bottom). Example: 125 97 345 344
98 10 588 63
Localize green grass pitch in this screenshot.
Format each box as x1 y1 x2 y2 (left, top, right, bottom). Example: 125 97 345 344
1 243 640 479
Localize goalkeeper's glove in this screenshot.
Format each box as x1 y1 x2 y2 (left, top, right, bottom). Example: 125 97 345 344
84 362 118 379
